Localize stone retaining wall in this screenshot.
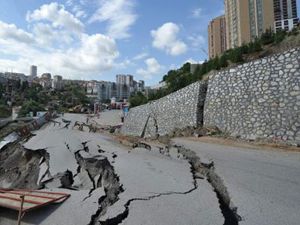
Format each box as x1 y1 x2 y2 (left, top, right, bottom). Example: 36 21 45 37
121 81 207 137
204 48 300 143
120 104 150 137
122 48 300 144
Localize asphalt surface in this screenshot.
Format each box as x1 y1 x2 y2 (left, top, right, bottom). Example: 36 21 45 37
173 138 300 225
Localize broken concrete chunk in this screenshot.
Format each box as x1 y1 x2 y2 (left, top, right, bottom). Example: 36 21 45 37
60 170 74 188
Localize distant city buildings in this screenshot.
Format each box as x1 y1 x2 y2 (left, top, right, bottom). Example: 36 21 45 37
208 15 227 58
116 75 131 100
96 75 145 102
63 79 86 87
0 66 145 102
0 72 27 82
86 80 98 96
137 80 145 92
97 81 118 102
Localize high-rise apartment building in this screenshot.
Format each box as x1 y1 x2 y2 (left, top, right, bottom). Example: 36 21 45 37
52 75 63 90
125 75 133 87
208 15 227 58
225 0 274 49
97 81 115 101
30 65 37 77
116 74 135 87
116 74 127 85
273 0 298 31
96 75 145 102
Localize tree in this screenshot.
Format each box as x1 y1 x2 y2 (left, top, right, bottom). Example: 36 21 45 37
219 54 228 68
0 83 4 97
212 56 221 70
18 100 45 117
129 92 148 108
16 80 21 90
21 81 29 92
148 88 169 101
192 65 202 81
0 105 10 118
228 47 243 63
200 61 208 75
182 62 191 73
240 43 249 54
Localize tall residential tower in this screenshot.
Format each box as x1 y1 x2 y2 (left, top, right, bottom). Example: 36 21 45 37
30 65 37 77
274 0 299 31
225 0 274 49
208 15 227 58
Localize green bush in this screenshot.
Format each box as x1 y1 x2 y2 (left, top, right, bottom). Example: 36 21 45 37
260 29 275 45
18 100 45 117
219 54 228 68
288 27 299 36
274 30 287 43
228 47 244 63
248 39 262 53
0 105 10 118
129 92 148 108
240 44 250 54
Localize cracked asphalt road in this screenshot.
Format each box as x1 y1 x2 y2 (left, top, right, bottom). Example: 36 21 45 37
173 138 300 225
0 113 223 225
4 112 297 225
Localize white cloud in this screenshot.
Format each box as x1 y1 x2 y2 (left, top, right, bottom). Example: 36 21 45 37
89 0 137 39
26 2 84 33
75 9 87 18
116 59 133 69
133 52 149 61
151 22 187 56
32 23 73 46
137 58 163 80
70 34 119 72
188 35 206 47
0 21 35 44
0 19 119 79
0 58 32 74
192 8 202 18
65 0 87 19
72 5 87 18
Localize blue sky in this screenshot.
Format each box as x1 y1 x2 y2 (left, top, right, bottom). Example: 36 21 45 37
0 0 299 85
